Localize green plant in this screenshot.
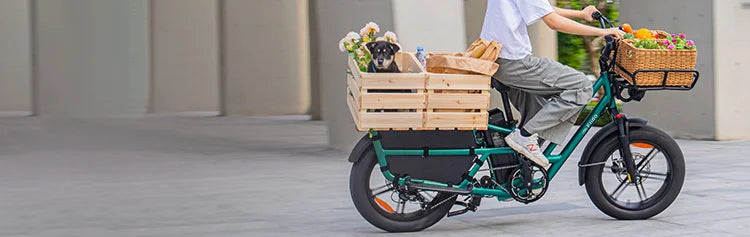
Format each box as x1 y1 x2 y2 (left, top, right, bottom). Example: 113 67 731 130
556 0 619 76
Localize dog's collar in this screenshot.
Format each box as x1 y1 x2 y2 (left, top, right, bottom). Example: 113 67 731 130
370 63 377 72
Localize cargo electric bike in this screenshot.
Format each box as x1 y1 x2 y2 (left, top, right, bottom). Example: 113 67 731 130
348 13 696 232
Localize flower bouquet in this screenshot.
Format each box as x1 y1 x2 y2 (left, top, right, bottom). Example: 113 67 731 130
338 22 398 72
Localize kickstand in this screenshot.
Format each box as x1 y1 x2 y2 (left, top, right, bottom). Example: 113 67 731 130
447 195 481 217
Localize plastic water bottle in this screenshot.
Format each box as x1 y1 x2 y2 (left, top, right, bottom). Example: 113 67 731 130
416 46 427 70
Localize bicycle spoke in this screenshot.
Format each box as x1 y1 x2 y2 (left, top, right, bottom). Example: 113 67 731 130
637 149 659 172
610 179 629 199
635 182 647 201
640 170 667 177
372 185 394 196
399 200 406 214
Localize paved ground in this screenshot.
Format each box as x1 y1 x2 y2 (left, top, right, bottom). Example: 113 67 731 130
0 115 749 237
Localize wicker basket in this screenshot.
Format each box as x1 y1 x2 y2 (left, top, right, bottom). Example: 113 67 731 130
614 39 697 87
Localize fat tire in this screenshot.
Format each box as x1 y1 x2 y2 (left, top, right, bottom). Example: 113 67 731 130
584 126 685 220
349 148 456 232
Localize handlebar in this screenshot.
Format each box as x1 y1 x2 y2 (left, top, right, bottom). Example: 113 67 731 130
591 12 613 29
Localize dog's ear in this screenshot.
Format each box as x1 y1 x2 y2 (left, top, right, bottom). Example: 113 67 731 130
366 42 377 53
387 42 400 53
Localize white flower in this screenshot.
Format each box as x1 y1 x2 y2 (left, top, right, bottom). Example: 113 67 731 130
346 32 360 41
375 36 385 42
360 22 380 37
338 37 347 52
384 31 398 43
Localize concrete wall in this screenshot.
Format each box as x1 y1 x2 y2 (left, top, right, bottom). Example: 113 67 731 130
620 0 715 139
392 0 467 53
311 0 394 151
221 0 310 116
0 0 31 112
150 0 219 113
33 0 150 116
714 0 750 140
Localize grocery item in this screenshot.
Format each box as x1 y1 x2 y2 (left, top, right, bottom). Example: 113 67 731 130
621 23 632 33
416 46 428 69
479 40 501 61
464 38 489 58
426 54 499 76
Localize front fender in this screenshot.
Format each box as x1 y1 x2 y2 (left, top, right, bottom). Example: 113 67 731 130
577 117 648 185
347 135 373 163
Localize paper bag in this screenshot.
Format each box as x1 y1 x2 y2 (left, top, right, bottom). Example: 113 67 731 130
426 55 500 76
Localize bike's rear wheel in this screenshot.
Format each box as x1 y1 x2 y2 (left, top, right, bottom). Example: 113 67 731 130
585 126 685 220
350 148 456 232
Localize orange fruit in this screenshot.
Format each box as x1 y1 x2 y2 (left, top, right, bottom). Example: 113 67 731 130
621 23 633 33
635 28 651 40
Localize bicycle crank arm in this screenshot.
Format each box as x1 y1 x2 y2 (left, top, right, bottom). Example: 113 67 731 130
612 111 640 183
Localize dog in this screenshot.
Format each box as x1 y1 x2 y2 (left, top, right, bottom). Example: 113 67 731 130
366 41 400 73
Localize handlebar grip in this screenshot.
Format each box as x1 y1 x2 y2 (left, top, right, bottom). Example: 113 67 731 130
592 11 602 21
604 35 615 43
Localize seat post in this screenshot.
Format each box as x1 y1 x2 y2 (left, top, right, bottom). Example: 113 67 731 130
491 78 515 122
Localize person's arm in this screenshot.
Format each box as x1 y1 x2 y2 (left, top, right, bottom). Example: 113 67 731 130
553 5 599 22
541 11 625 39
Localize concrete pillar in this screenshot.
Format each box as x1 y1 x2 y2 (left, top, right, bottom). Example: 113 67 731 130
620 0 715 139
221 0 310 116
310 0 394 151
32 0 149 116
149 0 219 113
713 0 750 140
392 0 467 53
0 0 31 113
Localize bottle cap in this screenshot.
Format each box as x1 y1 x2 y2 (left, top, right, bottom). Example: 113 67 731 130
417 46 424 51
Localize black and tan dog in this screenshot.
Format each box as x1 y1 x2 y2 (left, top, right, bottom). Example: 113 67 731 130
366 41 400 73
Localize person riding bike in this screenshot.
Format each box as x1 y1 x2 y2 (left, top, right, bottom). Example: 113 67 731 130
481 0 625 167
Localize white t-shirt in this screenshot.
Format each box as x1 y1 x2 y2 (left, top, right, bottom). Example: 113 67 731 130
480 0 554 60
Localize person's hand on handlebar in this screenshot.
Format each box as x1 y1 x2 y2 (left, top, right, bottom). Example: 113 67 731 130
581 5 599 22
601 28 626 40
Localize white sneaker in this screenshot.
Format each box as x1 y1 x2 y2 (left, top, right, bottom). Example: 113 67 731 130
504 129 549 168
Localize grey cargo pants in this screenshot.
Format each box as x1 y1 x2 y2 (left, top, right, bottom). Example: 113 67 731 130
493 55 593 144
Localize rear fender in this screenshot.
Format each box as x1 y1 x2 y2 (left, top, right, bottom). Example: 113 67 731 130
347 135 373 163
578 117 648 185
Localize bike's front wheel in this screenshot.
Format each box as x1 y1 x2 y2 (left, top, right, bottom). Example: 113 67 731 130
349 147 456 232
585 125 685 220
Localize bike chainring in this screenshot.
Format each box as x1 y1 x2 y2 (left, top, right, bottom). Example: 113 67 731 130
507 158 549 204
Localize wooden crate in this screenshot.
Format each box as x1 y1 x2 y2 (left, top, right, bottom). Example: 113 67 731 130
425 72 490 130
346 52 490 131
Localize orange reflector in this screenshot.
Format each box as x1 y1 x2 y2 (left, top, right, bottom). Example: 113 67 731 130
632 142 654 149
374 197 395 213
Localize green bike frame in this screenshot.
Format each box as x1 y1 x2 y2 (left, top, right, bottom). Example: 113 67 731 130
370 73 618 201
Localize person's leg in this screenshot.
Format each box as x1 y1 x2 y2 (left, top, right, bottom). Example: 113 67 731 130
493 56 592 166
522 58 592 144
504 86 547 146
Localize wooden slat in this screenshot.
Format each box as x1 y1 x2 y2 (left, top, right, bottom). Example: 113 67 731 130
347 55 362 83
424 112 488 130
426 73 491 90
347 76 360 106
427 91 489 109
360 73 426 89
346 89 361 130
361 92 425 109
359 112 423 130
398 52 425 73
